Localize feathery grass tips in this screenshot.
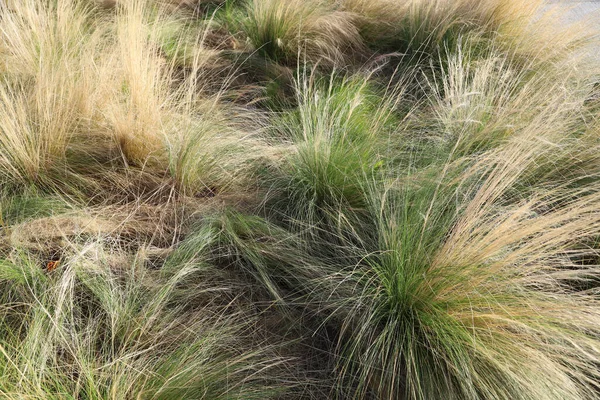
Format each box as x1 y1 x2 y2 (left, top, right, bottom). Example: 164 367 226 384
0 0 599 399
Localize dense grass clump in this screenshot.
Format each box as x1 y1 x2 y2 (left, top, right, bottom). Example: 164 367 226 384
0 244 290 399
322 153 600 399
0 0 599 399
243 0 362 65
265 72 399 224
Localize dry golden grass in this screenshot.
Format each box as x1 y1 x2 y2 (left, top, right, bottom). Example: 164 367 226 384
426 42 599 160
0 0 263 196
0 0 99 186
341 0 543 34
0 0 599 399
338 0 595 68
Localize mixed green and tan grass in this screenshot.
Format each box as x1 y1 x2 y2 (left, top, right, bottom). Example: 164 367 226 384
0 0 599 398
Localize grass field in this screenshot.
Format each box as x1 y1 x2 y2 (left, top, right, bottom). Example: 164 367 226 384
0 0 599 399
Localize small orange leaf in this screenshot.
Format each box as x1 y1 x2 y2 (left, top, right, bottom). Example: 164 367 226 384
46 260 60 272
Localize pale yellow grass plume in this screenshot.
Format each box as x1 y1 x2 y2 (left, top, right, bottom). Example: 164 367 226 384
95 0 258 190
341 0 543 34
0 0 254 194
339 0 591 65
0 0 100 186
427 43 595 158
100 0 174 166
425 138 600 399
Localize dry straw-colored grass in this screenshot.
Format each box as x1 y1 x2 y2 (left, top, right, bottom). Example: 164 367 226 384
0 0 599 399
0 0 261 195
